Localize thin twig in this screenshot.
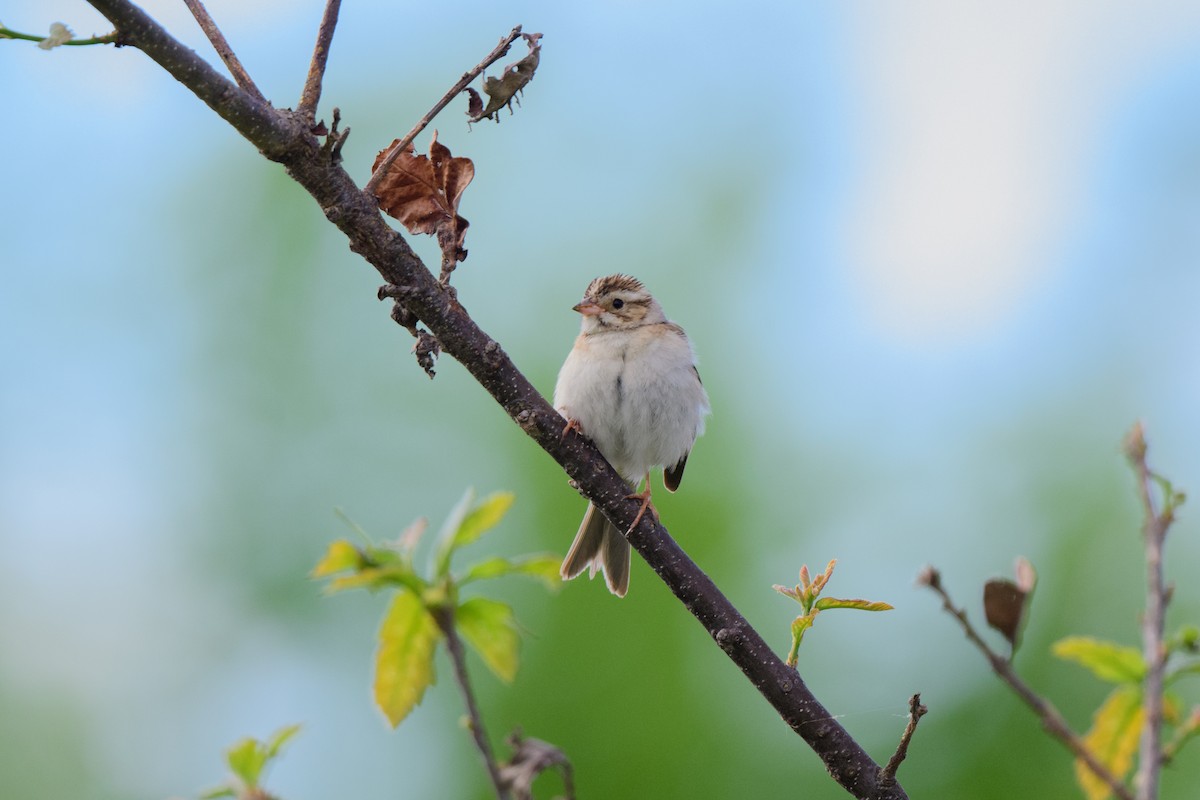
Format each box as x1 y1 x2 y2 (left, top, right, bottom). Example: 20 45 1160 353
431 607 510 800
363 25 522 198
920 567 1134 800
879 694 927 785
181 0 266 103
297 0 342 118
1125 423 1173 800
0 24 117 46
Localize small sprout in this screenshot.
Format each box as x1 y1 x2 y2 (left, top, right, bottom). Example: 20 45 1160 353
1122 420 1147 463
774 559 893 667
201 724 301 799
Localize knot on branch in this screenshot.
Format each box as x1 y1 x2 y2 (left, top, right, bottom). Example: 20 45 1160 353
715 624 744 653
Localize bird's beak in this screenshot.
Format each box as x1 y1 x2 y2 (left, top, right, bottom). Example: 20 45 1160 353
573 299 603 316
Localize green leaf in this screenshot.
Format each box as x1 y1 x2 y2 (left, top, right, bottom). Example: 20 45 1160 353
459 553 563 591
453 492 515 550
199 786 237 799
813 597 894 612
1167 660 1200 686
374 590 442 727
1054 637 1145 684
456 597 520 683
433 490 516 577
265 723 302 760
225 737 266 788
323 564 424 596
311 540 363 578
791 614 815 638
1075 685 1144 800
433 488 476 577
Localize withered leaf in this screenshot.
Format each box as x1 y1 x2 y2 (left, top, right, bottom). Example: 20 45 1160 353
983 579 1025 646
469 33 542 123
371 131 474 260
463 87 484 119
983 556 1038 654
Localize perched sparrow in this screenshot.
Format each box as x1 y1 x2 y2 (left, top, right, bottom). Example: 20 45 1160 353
553 274 710 596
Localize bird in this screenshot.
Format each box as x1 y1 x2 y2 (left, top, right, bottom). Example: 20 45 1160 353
553 274 710 596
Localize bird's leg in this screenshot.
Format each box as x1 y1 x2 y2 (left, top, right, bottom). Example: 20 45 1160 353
561 417 585 441
626 477 659 533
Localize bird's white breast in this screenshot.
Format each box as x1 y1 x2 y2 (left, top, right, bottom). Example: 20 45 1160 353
553 324 708 483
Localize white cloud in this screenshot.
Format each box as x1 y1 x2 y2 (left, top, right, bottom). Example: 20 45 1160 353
842 1 1200 345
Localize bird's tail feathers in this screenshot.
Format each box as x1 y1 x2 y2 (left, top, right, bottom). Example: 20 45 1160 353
560 502 630 597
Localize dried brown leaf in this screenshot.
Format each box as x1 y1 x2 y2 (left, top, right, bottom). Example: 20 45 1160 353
370 131 474 259
984 556 1038 653
983 578 1030 654
469 34 541 123
463 87 483 119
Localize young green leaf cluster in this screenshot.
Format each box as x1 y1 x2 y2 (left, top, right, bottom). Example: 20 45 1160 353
773 559 894 668
312 490 560 726
1054 630 1200 800
201 724 302 800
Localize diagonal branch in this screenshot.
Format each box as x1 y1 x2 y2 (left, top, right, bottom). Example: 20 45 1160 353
181 0 266 103
363 25 523 199
297 0 343 119
921 567 1134 800
83 2 904 797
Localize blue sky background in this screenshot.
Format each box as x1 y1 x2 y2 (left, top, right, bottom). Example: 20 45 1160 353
3 2 1200 799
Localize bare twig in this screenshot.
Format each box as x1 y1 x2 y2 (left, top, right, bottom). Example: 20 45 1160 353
0 23 117 46
879 694 927 785
363 25 523 198
431 606 511 800
1124 422 1177 800
181 0 266 103
297 0 342 118
920 567 1134 800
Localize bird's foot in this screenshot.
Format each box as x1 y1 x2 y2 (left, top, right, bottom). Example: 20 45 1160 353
561 417 585 441
625 487 659 533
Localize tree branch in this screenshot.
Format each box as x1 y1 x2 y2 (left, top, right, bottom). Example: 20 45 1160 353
363 25 523 199
180 0 266 103
431 606 511 800
297 0 342 119
920 567 1134 800
1124 422 1176 800
82 2 905 796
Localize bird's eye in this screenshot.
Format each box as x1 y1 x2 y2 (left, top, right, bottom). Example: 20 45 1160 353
611 298 625 310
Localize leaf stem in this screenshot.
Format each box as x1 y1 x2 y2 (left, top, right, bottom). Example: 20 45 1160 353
431 605 510 800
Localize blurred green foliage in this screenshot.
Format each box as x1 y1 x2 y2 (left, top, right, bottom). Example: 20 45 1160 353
4 15 1200 798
